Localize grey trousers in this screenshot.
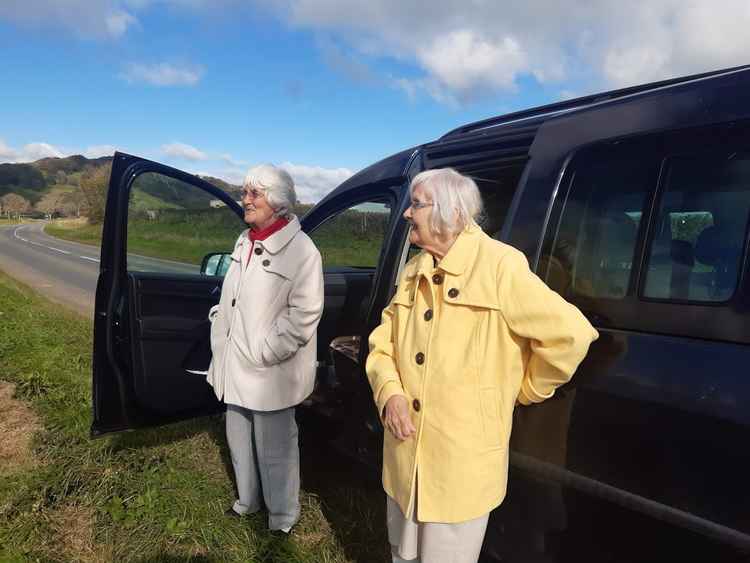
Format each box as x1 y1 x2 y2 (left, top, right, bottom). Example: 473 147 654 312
225 403 300 531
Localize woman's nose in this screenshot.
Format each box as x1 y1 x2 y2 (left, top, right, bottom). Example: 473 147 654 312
403 207 411 220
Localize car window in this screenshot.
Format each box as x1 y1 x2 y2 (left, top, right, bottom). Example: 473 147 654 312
643 153 750 302
309 200 392 268
542 151 657 300
126 172 244 274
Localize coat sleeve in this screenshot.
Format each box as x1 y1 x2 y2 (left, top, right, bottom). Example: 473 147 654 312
366 291 407 418
498 249 599 405
261 248 324 364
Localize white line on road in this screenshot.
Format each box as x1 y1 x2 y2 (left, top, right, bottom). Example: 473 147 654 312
13 225 98 263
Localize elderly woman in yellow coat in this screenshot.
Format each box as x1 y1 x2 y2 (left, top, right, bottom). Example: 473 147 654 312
366 168 599 563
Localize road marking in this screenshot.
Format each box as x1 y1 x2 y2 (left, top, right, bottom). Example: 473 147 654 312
13 225 99 263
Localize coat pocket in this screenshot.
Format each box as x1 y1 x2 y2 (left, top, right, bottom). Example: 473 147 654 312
480 387 504 450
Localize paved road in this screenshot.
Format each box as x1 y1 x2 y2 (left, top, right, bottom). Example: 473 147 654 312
0 222 198 317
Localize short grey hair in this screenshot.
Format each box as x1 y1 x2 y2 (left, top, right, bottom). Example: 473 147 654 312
410 168 483 236
244 164 296 218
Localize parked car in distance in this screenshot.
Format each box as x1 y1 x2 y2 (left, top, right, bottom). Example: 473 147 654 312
92 64 750 562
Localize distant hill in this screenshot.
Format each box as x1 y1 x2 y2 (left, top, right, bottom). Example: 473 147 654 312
0 154 113 204
0 155 241 212
34 155 112 176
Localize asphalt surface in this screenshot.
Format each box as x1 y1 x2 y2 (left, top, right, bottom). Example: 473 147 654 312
0 222 198 317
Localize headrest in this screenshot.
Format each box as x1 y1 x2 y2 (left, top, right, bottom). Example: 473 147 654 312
694 226 741 266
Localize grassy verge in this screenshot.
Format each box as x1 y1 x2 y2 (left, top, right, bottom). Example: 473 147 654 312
0 271 388 562
45 216 385 269
45 219 103 247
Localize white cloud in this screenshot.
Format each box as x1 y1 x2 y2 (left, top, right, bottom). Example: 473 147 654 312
279 162 354 203
416 31 526 95
0 1 138 39
21 143 65 161
120 62 204 86
106 10 138 37
83 145 117 158
0 139 19 160
220 153 247 167
161 142 209 161
0 141 66 163
259 0 750 102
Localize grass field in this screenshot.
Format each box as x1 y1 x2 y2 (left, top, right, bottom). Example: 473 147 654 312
0 271 389 562
45 211 385 269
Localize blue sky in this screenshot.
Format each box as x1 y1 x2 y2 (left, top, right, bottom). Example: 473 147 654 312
2 1 750 202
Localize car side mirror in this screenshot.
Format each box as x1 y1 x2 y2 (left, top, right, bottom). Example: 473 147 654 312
200 252 232 276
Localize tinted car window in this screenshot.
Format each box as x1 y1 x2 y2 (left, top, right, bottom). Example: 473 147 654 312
542 149 658 300
643 153 750 302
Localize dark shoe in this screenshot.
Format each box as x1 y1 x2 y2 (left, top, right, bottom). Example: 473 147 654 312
269 527 292 538
225 507 244 519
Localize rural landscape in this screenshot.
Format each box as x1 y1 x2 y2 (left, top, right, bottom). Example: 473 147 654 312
0 154 390 562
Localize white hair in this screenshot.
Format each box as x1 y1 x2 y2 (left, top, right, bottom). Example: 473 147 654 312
410 168 483 236
243 164 296 218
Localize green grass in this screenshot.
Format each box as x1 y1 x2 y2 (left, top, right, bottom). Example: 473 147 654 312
46 213 385 269
46 220 104 246
45 217 237 265
0 271 388 562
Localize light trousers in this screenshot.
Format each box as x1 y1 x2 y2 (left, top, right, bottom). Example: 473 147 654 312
225 403 300 531
387 471 489 563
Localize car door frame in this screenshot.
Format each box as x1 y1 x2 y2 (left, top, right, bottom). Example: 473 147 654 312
92 152 245 437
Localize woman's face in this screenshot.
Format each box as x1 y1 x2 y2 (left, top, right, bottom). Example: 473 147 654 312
242 185 276 230
403 183 435 249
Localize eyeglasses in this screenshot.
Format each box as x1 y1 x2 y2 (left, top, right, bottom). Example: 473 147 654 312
409 200 434 210
241 187 265 200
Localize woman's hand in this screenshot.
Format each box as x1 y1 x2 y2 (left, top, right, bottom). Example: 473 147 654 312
383 395 416 441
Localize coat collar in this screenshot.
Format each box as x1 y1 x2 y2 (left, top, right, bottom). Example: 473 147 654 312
438 222 482 275
405 222 482 279
252 215 301 254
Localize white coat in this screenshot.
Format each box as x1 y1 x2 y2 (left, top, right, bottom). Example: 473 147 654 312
207 216 324 411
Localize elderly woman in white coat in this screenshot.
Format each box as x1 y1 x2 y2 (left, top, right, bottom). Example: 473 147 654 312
207 164 324 533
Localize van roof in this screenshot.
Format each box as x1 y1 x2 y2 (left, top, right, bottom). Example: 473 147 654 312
440 63 750 141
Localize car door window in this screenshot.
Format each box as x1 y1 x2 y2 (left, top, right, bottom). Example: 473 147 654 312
541 148 658 300
309 200 391 268
642 153 750 302
126 172 244 274
540 122 750 343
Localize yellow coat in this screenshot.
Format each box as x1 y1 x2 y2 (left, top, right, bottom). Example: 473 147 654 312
366 223 599 523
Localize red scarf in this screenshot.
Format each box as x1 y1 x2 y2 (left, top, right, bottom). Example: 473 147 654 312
249 217 289 242
247 217 289 266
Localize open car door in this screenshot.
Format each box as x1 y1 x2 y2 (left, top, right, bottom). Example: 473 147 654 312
92 150 414 437
91 153 246 436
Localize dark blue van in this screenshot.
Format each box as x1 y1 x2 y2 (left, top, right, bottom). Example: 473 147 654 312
92 64 750 562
